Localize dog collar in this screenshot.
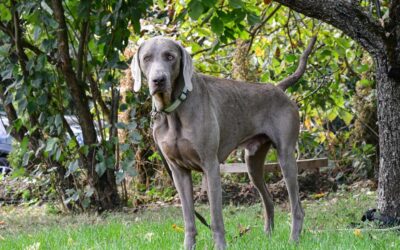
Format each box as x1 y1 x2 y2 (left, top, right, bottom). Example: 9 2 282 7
162 86 190 113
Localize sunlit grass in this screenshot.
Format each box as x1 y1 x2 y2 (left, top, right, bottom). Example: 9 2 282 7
1 189 399 249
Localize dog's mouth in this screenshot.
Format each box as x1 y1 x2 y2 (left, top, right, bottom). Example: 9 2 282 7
150 87 166 96
150 84 172 96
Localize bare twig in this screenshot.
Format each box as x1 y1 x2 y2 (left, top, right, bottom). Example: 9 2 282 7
296 74 331 103
274 0 385 55
109 87 119 141
77 6 91 82
246 4 282 55
88 75 111 121
11 0 29 78
285 11 295 53
374 0 382 18
0 22 13 37
191 41 235 56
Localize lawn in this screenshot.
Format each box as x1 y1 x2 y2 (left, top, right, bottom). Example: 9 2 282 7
1 187 399 250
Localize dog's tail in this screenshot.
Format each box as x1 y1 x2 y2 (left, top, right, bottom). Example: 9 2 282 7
277 36 317 91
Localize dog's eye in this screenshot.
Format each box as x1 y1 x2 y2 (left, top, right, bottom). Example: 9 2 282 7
143 56 152 62
166 55 175 61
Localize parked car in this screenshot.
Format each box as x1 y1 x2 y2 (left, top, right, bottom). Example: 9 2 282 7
0 113 12 174
0 113 91 175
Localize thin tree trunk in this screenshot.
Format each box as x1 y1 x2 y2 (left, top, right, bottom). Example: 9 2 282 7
375 57 400 219
51 0 119 210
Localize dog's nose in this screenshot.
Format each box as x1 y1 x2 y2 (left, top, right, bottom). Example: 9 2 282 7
152 75 166 86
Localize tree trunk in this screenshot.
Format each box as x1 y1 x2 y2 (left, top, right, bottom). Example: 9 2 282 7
95 171 120 210
375 57 400 219
274 0 400 224
51 0 119 210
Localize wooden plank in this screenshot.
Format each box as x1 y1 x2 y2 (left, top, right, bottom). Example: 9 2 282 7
220 158 328 173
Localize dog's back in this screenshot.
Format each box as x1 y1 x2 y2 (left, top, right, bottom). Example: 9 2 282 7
194 73 299 161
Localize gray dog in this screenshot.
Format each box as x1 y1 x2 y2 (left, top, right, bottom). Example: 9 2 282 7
131 36 316 249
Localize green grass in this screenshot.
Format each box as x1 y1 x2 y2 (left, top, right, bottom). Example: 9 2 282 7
1 189 399 249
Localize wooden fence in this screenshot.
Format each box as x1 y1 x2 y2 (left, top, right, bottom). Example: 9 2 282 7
220 158 328 173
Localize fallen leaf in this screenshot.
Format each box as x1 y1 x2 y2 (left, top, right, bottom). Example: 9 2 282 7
354 229 362 238
238 224 251 237
24 242 40 250
68 237 74 245
144 232 154 242
172 224 184 233
0 221 5 225
311 192 327 199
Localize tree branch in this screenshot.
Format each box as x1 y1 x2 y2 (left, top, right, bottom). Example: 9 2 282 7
190 41 235 56
0 22 13 37
246 4 282 55
51 0 97 146
76 1 92 82
11 0 28 78
88 74 111 121
274 0 385 55
0 21 58 65
278 35 317 90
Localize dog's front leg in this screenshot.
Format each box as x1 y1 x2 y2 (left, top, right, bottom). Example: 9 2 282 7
205 161 226 250
170 165 197 249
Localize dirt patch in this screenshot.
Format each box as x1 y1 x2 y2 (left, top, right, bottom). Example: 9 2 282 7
194 171 339 206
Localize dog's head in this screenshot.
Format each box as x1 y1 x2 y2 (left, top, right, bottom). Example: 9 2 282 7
131 37 193 101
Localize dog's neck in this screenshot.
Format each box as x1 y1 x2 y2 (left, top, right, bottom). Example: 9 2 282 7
152 92 171 112
152 77 186 112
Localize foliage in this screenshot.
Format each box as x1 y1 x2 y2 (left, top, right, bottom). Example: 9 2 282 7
0 0 150 210
132 0 377 178
0 0 378 210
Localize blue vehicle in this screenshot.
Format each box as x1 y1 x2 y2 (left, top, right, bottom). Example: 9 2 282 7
0 114 12 174
0 114 95 175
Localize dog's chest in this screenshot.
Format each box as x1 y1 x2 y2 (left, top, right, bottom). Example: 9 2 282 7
160 138 202 171
154 121 202 171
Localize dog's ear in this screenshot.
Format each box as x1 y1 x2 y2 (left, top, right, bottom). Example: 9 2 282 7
131 46 142 92
178 43 193 91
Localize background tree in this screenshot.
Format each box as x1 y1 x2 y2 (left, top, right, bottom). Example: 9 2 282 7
273 0 400 224
0 0 150 210
131 0 393 216
1 0 389 216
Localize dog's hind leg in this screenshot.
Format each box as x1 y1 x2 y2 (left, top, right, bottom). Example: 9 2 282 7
245 142 275 235
204 159 226 250
277 146 304 242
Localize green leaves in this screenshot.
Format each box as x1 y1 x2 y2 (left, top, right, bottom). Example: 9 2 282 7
246 11 261 26
0 2 11 21
188 1 205 20
95 161 107 177
229 0 244 9
40 1 53 15
210 16 224 35
65 160 79 177
0 44 11 57
339 110 354 126
45 138 59 155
